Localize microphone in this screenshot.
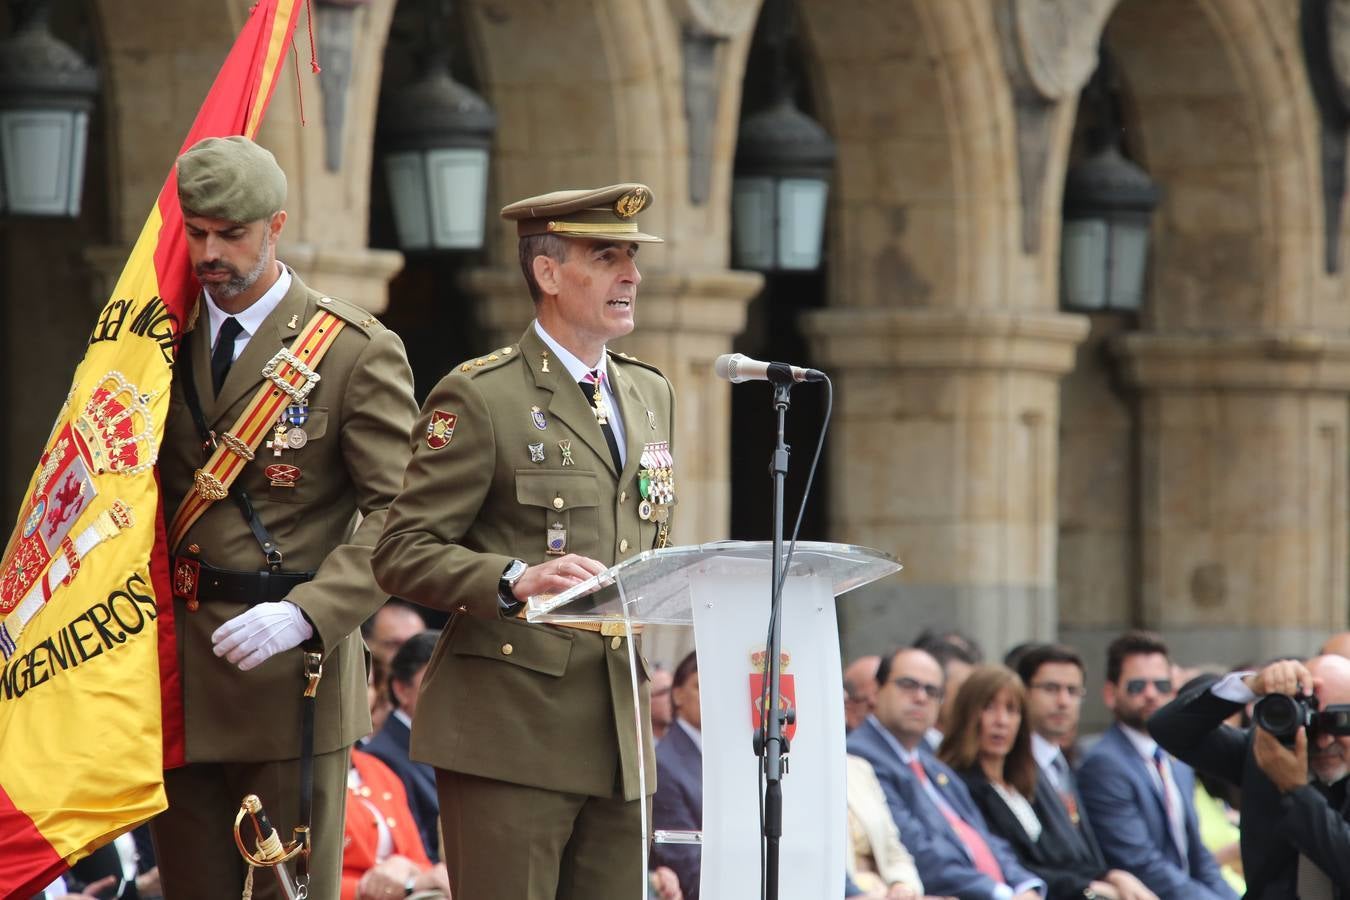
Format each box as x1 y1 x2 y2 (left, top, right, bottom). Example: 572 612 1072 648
713 353 825 385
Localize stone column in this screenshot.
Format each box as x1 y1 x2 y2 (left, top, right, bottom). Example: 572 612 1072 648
802 307 1088 661
462 265 763 545
1114 332 1350 663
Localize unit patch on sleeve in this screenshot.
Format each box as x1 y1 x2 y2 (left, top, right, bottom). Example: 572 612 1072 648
426 410 458 450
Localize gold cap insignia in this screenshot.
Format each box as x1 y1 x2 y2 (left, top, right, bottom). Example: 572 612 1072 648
614 187 648 219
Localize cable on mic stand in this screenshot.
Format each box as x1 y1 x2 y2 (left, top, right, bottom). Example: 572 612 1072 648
753 373 833 900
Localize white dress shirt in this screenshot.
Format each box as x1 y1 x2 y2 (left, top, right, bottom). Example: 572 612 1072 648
205 261 292 360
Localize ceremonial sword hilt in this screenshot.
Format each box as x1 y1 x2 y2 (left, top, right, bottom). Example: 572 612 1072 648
233 794 305 891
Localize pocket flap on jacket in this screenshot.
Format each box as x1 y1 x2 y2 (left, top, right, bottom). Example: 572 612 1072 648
450 618 572 677
515 469 600 512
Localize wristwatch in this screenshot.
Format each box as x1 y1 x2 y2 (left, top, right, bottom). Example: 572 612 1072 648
404 873 417 896
498 558 528 614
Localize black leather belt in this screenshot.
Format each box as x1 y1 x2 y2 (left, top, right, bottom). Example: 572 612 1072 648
172 556 314 610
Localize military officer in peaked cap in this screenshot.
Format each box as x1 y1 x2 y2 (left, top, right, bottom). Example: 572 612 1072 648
373 183 677 900
154 136 418 898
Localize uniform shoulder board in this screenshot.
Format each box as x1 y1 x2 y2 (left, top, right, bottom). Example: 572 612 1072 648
456 345 518 376
315 295 383 334
610 349 664 377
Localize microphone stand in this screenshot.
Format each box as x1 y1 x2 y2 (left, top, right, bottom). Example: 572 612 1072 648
758 375 794 900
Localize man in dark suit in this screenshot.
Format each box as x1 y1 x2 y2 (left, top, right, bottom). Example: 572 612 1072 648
1151 654 1350 897
1077 632 1236 900
1015 644 1154 899
846 647 1044 899
155 136 418 900
364 629 441 863
651 651 702 899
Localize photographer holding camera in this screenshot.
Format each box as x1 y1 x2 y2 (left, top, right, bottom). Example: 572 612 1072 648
1149 655 1350 898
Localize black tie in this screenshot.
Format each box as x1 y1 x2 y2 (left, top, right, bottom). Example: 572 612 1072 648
211 316 244 394
578 374 622 472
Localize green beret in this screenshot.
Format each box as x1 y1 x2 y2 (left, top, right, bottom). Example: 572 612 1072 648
176 136 286 222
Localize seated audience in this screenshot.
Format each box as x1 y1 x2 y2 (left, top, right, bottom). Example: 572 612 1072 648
365 630 442 863
913 629 980 749
846 753 925 899
651 651 702 899
939 665 1156 900
844 655 882 733
847 646 1045 899
1013 645 1148 897
362 599 427 733
651 664 675 743
342 748 450 900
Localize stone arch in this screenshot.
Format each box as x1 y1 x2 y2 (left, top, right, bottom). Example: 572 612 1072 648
1106 0 1322 330
461 0 705 268
795 0 1022 313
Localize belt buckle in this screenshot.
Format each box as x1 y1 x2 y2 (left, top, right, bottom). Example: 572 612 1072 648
599 620 635 637
261 348 321 404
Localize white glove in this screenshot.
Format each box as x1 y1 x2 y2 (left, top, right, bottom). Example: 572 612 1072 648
211 601 314 672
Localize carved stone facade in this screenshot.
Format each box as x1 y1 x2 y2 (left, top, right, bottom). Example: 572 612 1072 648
3 0 1348 705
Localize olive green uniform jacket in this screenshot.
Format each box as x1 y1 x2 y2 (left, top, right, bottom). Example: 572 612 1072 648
159 270 417 762
372 324 674 801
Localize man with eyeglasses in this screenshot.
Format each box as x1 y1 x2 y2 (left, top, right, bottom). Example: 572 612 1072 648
1150 654 1350 898
1016 644 1154 900
847 647 1045 899
1077 632 1237 900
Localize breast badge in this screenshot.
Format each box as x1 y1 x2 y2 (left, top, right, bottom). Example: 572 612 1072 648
426 410 458 450
559 440 574 467
528 442 546 463
265 464 301 488
546 522 567 556
531 405 548 431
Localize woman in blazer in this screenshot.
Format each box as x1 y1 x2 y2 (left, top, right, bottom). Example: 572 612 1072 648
938 666 1157 900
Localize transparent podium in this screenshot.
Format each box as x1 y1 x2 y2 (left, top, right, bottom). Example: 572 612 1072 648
527 540 901 900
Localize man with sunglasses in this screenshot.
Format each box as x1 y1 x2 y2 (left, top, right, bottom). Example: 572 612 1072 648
1077 632 1237 900
1150 653 1350 898
848 647 1045 899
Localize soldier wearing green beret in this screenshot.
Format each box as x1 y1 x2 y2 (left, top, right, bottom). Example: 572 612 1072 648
373 183 676 900
153 135 421 899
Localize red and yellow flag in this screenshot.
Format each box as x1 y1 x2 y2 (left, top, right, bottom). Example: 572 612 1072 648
0 3 301 894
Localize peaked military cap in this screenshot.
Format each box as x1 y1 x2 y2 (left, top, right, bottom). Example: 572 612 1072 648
501 183 663 243
176 135 287 223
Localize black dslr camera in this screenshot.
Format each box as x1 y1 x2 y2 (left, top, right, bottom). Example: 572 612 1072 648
1253 692 1350 744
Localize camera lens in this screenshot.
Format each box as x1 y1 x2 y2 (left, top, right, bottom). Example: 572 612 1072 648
1254 694 1302 738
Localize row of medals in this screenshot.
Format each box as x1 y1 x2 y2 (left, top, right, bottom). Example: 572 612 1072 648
543 397 674 556
265 405 309 487
590 388 673 526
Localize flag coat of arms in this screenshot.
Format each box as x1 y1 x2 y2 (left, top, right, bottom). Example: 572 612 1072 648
0 3 302 895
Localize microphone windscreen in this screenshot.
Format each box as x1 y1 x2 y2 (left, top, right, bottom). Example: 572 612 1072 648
712 353 741 380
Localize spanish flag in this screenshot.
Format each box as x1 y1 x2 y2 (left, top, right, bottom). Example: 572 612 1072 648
0 3 301 894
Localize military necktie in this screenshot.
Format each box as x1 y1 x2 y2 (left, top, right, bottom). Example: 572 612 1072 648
211 316 244 395
578 371 622 472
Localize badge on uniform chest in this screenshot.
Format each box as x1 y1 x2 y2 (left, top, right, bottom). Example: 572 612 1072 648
547 521 567 556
